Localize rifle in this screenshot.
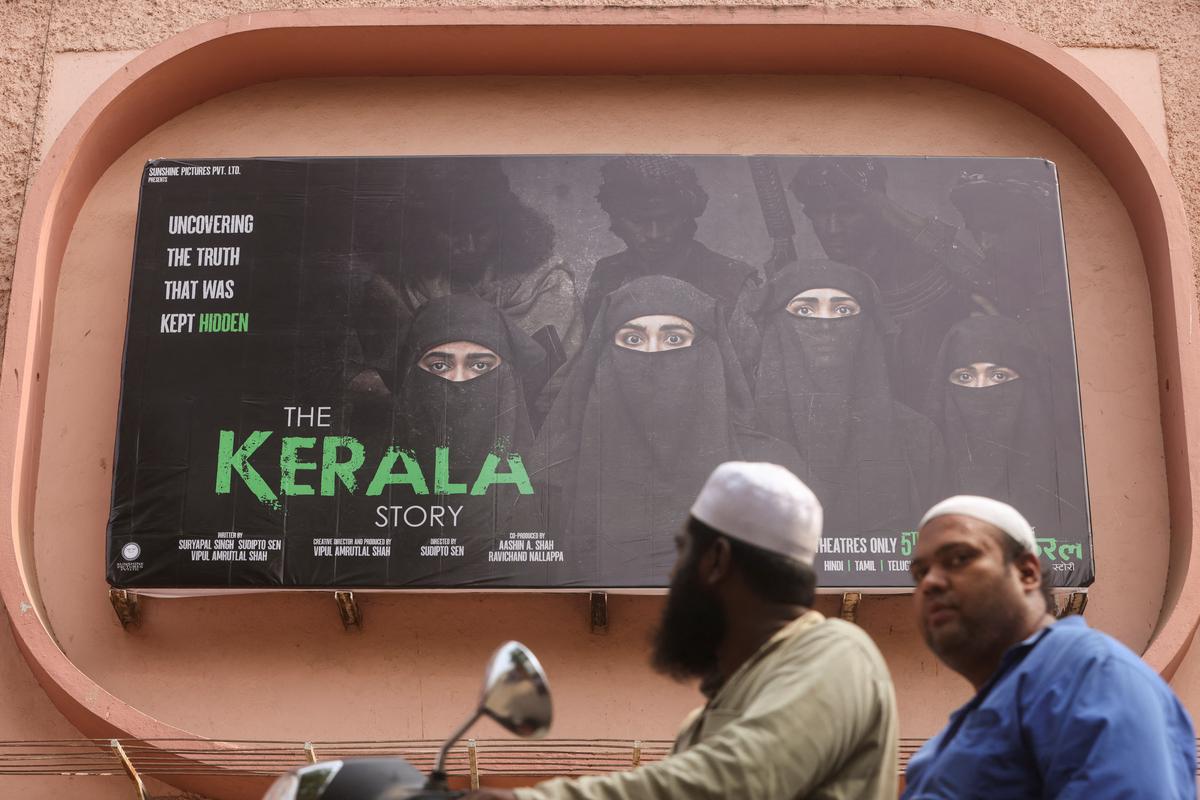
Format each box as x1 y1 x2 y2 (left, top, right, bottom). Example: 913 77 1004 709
749 156 798 277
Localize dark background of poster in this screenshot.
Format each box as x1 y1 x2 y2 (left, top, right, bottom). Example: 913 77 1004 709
107 155 1092 591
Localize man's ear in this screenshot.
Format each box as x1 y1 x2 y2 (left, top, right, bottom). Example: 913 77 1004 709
1015 550 1043 593
698 536 733 588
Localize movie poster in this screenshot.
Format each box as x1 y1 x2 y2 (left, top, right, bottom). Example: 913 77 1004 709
107 155 1092 590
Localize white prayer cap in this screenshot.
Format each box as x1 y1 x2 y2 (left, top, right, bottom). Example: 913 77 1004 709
689 462 822 565
919 495 1038 553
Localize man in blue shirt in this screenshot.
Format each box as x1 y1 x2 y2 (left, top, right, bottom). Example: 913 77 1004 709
904 495 1196 799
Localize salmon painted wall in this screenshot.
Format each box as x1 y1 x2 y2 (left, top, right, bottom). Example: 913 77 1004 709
34 70 1166 738
3 5 1199 799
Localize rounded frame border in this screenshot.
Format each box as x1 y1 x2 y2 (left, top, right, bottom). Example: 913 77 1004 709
1 7 1195 797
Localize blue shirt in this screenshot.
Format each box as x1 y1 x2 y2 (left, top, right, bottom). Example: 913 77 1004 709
903 616 1196 799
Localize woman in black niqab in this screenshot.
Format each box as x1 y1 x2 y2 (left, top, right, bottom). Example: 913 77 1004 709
927 314 1086 538
755 260 946 541
386 293 545 586
522 276 804 587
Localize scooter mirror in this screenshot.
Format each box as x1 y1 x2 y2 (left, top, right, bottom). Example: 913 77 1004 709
426 641 552 790
478 641 552 738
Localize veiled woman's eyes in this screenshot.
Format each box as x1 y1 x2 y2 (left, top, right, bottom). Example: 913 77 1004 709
948 364 1021 387
614 318 695 351
470 360 496 373
427 360 450 372
660 330 696 349
786 300 859 317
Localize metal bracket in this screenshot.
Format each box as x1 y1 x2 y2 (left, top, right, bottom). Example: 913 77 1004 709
304 741 318 764
109 589 141 629
335 591 361 630
589 591 608 634
840 592 862 624
468 738 479 789
111 739 146 800
631 739 642 768
1055 590 1088 619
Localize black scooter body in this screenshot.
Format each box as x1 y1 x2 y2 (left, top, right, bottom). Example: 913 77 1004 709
301 758 463 800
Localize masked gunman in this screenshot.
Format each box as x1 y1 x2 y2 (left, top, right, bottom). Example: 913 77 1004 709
583 156 762 371
789 158 993 409
948 169 1077 381
948 170 1064 323
905 496 1196 798
468 461 899 800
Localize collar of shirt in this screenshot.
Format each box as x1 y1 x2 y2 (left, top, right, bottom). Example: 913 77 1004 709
707 610 825 709
934 616 1078 755
989 616 1079 686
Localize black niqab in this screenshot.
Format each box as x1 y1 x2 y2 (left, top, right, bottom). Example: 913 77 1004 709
390 293 544 585
755 260 946 538
523 275 803 587
927 314 1074 536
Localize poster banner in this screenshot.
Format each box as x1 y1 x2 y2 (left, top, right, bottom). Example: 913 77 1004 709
107 155 1092 590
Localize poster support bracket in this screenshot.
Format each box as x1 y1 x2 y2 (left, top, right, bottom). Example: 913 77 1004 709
840 592 863 624
110 739 146 800
108 589 141 629
1055 590 1088 618
589 592 608 634
335 591 361 630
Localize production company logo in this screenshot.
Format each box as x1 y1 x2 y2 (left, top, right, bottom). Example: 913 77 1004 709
116 541 143 572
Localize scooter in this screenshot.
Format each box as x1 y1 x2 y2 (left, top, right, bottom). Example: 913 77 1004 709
262 641 552 800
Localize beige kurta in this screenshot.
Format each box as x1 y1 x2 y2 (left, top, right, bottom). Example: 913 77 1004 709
515 611 898 800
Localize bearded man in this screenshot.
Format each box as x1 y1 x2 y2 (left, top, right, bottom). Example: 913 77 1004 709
905 496 1195 798
581 157 763 378
466 461 899 800
583 156 760 328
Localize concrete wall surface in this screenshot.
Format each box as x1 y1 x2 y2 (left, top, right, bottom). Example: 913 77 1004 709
2 3 1199 799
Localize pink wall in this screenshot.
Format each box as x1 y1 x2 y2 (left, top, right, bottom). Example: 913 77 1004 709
23 74 1166 759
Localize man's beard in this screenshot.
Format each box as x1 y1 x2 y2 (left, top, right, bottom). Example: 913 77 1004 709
650 560 726 682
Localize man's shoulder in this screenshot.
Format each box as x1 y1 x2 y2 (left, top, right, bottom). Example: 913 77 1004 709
783 615 889 672
1030 618 1159 683
813 616 886 651
499 258 576 291
592 250 633 273
1042 618 1130 655
586 251 637 295
691 241 757 276
766 618 896 724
